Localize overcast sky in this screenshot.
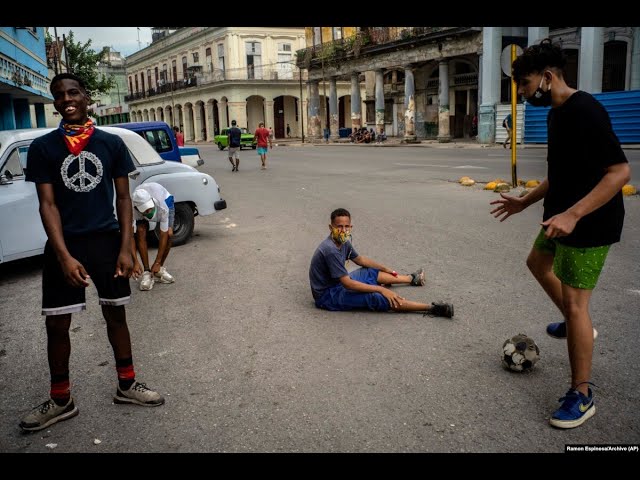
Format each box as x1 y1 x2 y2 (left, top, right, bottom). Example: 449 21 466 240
49 27 154 58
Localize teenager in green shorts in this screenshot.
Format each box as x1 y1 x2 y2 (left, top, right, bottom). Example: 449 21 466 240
489 39 631 429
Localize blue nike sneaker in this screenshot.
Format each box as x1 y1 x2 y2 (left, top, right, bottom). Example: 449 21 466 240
546 322 598 340
549 387 596 429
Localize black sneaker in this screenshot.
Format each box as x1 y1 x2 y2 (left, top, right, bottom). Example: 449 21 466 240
424 302 454 318
19 397 79 432
546 321 598 340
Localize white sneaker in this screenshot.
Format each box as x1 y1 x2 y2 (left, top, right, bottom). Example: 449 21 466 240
154 266 175 284
140 271 154 291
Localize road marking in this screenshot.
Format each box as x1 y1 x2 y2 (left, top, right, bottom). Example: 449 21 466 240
627 289 640 295
487 154 546 158
395 163 487 169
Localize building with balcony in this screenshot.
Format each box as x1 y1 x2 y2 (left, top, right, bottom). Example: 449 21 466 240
298 27 482 142
124 27 306 141
0 27 52 131
93 49 130 126
298 26 640 144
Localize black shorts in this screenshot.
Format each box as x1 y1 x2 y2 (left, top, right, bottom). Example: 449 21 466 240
41 231 131 316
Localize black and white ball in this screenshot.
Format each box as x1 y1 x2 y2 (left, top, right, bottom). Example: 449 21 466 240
502 334 540 372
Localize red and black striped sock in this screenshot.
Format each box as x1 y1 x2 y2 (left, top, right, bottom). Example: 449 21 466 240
50 373 71 406
116 357 135 391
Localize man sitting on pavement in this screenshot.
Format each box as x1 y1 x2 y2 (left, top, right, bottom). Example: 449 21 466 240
309 208 454 317
131 183 176 291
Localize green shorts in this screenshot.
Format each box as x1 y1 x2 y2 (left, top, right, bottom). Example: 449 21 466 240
533 228 610 290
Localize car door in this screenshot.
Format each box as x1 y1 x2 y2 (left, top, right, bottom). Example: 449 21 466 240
0 143 46 263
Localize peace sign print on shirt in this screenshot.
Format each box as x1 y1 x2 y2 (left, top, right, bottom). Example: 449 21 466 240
60 151 104 192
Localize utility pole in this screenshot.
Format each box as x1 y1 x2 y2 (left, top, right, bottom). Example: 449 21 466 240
52 27 60 75
299 64 305 143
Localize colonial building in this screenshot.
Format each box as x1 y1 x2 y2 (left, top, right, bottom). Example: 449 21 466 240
94 49 130 126
0 27 51 131
124 27 307 141
298 27 640 144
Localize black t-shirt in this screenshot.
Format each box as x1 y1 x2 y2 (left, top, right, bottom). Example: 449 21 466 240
26 129 135 236
544 90 628 247
228 127 242 147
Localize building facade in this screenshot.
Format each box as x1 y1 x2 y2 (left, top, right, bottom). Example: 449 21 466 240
0 27 52 131
124 27 308 141
94 49 130 126
298 26 640 144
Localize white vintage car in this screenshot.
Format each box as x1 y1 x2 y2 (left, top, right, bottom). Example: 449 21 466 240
0 126 227 264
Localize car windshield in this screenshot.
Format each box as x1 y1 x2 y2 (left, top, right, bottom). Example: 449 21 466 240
109 129 164 166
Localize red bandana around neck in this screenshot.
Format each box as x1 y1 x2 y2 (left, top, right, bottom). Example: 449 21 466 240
58 119 95 156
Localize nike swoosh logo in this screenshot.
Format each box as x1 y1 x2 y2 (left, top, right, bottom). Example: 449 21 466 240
579 401 593 413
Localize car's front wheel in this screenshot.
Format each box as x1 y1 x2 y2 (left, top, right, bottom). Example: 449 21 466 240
155 202 194 246
217 142 225 150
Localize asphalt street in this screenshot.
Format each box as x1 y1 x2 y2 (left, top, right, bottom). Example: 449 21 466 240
1 143 638 453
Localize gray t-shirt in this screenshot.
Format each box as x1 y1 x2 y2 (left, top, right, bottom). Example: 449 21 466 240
309 236 359 300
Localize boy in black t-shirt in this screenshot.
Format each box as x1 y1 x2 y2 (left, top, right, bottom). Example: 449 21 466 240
227 119 242 171
20 73 164 432
490 40 631 429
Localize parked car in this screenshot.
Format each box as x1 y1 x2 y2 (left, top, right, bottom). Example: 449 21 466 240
0 126 227 264
111 121 205 169
214 127 256 150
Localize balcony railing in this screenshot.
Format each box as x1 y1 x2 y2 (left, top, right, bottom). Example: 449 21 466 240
196 64 306 85
125 63 306 102
296 27 477 69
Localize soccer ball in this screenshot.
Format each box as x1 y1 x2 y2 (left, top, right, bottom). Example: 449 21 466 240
502 334 540 372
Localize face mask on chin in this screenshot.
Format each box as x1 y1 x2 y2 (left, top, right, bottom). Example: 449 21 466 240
143 207 156 220
527 74 552 107
331 228 351 245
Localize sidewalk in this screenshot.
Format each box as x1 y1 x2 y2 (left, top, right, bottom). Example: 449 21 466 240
189 137 640 150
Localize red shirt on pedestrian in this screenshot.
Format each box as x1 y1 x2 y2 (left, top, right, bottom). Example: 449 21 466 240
253 127 271 148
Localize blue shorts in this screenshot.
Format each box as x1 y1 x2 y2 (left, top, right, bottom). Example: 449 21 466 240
257 147 268 155
315 268 390 312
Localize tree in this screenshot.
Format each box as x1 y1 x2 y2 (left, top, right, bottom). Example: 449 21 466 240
61 30 115 98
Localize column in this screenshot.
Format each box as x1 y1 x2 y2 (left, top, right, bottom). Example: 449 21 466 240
265 99 275 131
579 27 604 93
403 66 417 142
207 102 215 140
375 69 385 134
329 76 339 139
350 73 362 131
218 99 228 128
308 80 321 139
437 60 450 143
183 106 193 143
630 27 640 90
479 26 502 144
527 27 549 46
194 104 203 141
227 101 248 129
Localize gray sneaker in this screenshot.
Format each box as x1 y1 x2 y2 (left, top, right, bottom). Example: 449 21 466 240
19 397 79 432
140 271 154 291
114 381 165 407
154 266 175 284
